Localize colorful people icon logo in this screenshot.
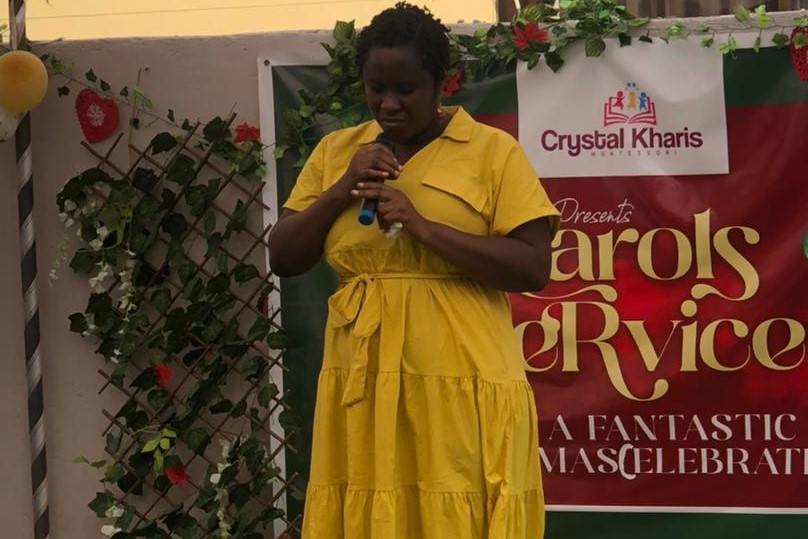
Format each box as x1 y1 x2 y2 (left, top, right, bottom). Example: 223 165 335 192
603 82 657 126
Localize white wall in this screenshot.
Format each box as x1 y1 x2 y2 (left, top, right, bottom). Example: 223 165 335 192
0 29 329 538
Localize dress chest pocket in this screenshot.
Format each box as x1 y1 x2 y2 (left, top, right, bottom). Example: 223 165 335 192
413 161 490 235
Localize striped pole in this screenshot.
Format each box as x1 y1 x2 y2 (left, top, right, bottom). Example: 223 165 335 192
8 1 50 538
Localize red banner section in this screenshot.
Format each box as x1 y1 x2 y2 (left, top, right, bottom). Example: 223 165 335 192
518 103 808 508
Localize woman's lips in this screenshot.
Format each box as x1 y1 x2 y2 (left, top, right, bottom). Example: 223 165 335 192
380 117 404 127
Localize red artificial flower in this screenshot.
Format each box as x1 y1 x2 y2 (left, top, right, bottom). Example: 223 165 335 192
512 21 549 51
233 123 261 144
443 69 462 97
165 464 191 488
152 364 174 389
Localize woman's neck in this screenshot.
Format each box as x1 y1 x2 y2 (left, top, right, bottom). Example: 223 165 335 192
398 112 450 148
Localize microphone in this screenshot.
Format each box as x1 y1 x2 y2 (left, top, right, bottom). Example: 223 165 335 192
358 132 394 226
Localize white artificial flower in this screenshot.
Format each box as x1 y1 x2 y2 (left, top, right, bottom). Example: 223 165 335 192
65 218 75 228
63 200 77 212
57 212 68 223
101 524 122 537
97 226 110 240
104 504 125 518
89 238 103 251
209 473 221 485
89 276 106 293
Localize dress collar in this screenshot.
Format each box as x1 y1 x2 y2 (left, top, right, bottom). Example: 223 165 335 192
356 106 473 145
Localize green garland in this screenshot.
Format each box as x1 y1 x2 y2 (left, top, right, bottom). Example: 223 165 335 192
55 111 295 537
276 1 807 163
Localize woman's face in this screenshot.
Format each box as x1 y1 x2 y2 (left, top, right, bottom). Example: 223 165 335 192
362 45 443 144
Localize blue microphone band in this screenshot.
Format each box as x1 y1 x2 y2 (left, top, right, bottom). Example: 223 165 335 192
358 132 394 226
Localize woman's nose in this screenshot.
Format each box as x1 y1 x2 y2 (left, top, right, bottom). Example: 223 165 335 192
380 92 401 112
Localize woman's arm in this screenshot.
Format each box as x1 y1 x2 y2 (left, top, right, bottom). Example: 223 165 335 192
268 143 400 277
411 217 552 292
352 182 553 292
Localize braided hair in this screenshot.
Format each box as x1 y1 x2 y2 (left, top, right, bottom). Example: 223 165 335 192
356 2 450 86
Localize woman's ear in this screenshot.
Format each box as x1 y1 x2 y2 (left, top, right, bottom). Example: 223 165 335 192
435 71 447 100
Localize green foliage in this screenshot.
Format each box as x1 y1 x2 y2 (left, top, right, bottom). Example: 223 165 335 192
280 3 806 163
57 119 284 537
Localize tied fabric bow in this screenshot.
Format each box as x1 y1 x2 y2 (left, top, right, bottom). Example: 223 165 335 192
328 274 383 406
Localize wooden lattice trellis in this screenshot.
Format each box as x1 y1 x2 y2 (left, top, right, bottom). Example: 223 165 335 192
60 114 303 538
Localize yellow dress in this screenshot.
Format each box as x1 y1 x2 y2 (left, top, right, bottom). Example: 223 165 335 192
283 107 560 539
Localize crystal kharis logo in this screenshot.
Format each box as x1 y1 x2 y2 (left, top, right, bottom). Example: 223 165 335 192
540 81 704 157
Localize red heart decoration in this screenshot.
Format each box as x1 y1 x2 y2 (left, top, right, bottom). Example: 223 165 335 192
75 88 119 143
790 27 808 82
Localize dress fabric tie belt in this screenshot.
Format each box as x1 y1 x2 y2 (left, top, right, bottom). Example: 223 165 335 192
328 272 466 406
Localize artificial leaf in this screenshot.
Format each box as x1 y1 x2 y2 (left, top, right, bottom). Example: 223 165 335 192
772 32 790 48
148 388 170 410
544 51 564 72
735 6 751 23
181 427 211 455
209 399 234 414
258 384 279 408
232 398 247 418
88 492 114 517
203 117 229 142
160 212 188 239
267 330 290 349
132 168 160 194
233 263 260 284
151 132 178 155
230 483 252 508
584 37 606 57
150 288 172 314
142 437 161 453
69 313 88 333
247 317 271 342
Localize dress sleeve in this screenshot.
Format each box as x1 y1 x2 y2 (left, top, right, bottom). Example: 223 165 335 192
282 137 328 212
490 142 560 238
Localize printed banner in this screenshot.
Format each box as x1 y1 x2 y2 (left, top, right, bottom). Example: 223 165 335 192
516 46 808 511
517 39 729 178
265 36 808 539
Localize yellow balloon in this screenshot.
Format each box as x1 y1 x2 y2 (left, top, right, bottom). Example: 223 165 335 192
0 50 49 113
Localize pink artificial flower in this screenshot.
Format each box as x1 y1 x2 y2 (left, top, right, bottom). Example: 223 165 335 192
234 123 261 144
165 464 191 488
443 70 462 97
152 364 174 389
512 21 549 51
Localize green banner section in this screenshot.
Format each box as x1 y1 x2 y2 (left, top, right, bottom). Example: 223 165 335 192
724 47 808 107
548 511 808 539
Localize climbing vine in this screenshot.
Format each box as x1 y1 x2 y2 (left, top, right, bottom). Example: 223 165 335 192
276 1 807 163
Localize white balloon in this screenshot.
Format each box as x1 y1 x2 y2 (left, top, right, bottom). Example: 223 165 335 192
0 106 22 143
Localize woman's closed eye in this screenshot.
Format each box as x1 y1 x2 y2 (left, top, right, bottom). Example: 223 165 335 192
367 84 416 96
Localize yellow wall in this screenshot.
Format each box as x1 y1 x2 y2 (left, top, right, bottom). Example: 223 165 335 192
2 0 497 40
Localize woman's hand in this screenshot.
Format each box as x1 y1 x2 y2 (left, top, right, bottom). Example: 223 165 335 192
338 143 401 198
268 141 402 277
351 182 427 234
